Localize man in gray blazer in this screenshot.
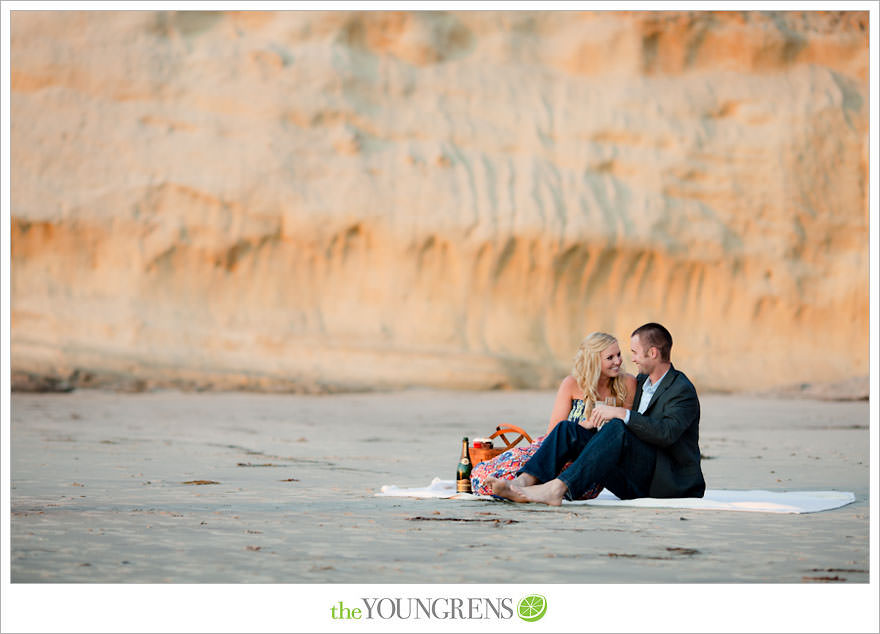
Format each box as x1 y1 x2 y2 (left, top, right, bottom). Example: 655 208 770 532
489 322 705 506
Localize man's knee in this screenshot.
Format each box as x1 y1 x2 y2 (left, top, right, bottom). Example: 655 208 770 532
601 418 626 436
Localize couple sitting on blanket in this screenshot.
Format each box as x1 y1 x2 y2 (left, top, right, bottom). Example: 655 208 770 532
472 322 705 506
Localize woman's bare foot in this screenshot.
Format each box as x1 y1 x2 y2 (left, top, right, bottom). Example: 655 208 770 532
487 477 531 503
512 473 538 488
520 479 568 506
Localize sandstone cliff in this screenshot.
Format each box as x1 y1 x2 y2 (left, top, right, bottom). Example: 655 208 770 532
10 10 870 393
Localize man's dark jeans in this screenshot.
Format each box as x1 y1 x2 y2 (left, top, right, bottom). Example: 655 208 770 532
518 418 657 500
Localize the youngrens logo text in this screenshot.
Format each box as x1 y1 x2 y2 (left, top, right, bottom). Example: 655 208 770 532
330 598 513 621
330 595 546 622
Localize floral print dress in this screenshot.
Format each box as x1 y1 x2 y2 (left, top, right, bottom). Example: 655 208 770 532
470 398 604 500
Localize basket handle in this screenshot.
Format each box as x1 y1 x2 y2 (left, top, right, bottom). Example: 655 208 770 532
488 424 533 449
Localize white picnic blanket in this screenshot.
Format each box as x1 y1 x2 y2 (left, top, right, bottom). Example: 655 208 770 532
377 478 855 514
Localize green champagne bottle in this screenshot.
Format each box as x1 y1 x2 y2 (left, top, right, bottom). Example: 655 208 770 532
456 437 472 493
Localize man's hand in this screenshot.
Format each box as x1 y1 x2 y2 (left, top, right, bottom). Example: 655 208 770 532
582 404 627 430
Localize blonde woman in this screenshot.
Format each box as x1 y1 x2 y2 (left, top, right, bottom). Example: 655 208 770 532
471 332 637 497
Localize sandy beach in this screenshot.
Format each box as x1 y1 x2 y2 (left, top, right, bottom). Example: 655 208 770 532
10 388 869 584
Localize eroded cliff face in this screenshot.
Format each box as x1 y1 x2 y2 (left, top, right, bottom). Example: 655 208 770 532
10 10 869 392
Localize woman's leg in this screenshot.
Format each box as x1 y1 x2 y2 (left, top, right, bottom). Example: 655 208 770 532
517 420 596 484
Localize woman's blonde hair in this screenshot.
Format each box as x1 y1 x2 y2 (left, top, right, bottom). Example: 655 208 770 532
572 332 629 413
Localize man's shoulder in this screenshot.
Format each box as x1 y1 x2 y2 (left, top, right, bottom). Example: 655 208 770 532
669 366 698 396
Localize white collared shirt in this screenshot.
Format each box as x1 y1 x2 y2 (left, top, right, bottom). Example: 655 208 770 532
623 367 670 423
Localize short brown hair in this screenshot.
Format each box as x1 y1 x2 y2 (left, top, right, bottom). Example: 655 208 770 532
632 322 672 362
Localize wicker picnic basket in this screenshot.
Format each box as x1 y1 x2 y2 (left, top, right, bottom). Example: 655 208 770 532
469 424 533 465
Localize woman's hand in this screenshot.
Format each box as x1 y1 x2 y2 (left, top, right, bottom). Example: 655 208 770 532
583 404 626 430
579 414 600 429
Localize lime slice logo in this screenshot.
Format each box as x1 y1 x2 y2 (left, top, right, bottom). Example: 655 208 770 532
517 594 547 622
